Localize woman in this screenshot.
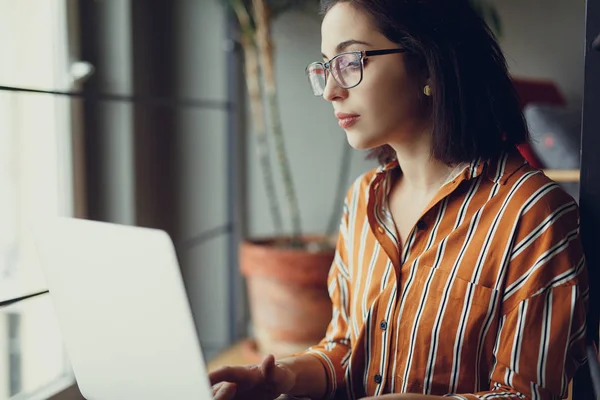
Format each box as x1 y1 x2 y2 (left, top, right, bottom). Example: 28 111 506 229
210 1 589 399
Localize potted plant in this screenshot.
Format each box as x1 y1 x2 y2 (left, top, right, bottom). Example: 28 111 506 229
223 0 502 360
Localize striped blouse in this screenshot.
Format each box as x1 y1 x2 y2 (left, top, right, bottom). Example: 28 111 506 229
304 149 588 400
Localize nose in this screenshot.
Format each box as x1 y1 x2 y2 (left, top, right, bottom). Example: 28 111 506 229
322 73 348 102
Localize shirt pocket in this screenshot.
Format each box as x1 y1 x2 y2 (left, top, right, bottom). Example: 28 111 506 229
410 264 498 312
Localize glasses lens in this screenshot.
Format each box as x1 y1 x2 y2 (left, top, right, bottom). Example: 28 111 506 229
306 63 326 96
331 53 362 88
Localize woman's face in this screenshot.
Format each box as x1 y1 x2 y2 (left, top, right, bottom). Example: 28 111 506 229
320 2 429 150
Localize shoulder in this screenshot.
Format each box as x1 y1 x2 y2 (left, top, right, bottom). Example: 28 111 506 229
501 162 578 222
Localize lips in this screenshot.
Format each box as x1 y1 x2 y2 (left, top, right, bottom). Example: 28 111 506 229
335 113 360 129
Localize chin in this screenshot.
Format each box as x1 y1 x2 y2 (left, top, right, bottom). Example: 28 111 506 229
345 130 382 150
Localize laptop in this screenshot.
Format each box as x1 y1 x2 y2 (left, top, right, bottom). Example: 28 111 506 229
31 217 213 400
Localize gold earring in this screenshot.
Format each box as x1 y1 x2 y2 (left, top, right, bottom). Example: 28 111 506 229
424 85 432 96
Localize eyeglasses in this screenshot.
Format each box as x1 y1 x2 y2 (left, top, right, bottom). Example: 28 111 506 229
305 48 406 97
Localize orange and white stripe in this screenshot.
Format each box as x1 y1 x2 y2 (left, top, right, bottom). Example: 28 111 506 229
305 149 588 400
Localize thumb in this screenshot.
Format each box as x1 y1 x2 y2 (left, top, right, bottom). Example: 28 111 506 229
261 354 292 393
259 354 277 380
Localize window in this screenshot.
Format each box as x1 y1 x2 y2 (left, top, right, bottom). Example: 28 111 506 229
0 0 79 398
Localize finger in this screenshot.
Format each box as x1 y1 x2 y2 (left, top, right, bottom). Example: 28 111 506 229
209 366 253 386
213 381 237 400
211 382 227 397
212 382 220 396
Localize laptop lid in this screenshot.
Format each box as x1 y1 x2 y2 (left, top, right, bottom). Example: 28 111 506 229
32 217 212 400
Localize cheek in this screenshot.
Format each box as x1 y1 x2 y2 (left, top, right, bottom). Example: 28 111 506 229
360 72 421 125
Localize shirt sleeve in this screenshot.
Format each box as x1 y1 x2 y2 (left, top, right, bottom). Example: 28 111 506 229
301 197 353 400
447 190 589 400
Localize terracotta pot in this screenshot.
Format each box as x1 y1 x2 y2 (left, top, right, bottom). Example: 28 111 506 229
240 237 334 358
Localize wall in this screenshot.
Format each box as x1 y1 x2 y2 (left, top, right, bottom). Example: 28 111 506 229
492 0 587 107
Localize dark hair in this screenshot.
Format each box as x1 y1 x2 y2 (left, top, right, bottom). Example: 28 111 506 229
321 0 529 165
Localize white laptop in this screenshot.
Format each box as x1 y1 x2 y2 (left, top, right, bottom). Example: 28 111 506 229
31 217 213 400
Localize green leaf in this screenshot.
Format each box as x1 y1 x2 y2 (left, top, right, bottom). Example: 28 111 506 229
490 8 502 37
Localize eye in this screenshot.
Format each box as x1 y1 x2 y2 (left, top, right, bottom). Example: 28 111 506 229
347 59 361 70
336 54 361 71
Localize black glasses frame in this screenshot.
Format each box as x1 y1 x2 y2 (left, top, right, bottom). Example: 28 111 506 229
306 48 407 96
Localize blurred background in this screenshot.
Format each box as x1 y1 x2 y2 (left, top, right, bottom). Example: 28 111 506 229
0 0 588 398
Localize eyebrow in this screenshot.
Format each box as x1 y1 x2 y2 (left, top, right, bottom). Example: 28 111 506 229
321 39 371 59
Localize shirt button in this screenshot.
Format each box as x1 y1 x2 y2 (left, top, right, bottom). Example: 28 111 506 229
377 226 385 234
380 320 388 330
416 220 427 230
374 374 383 384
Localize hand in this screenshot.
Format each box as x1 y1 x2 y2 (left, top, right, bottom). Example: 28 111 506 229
209 354 296 400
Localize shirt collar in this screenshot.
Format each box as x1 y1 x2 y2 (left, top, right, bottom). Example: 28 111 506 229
481 148 529 185
375 147 528 186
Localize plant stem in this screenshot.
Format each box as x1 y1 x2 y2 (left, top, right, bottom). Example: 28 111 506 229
232 0 284 235
252 0 303 243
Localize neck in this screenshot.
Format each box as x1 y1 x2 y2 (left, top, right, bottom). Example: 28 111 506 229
388 130 455 192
